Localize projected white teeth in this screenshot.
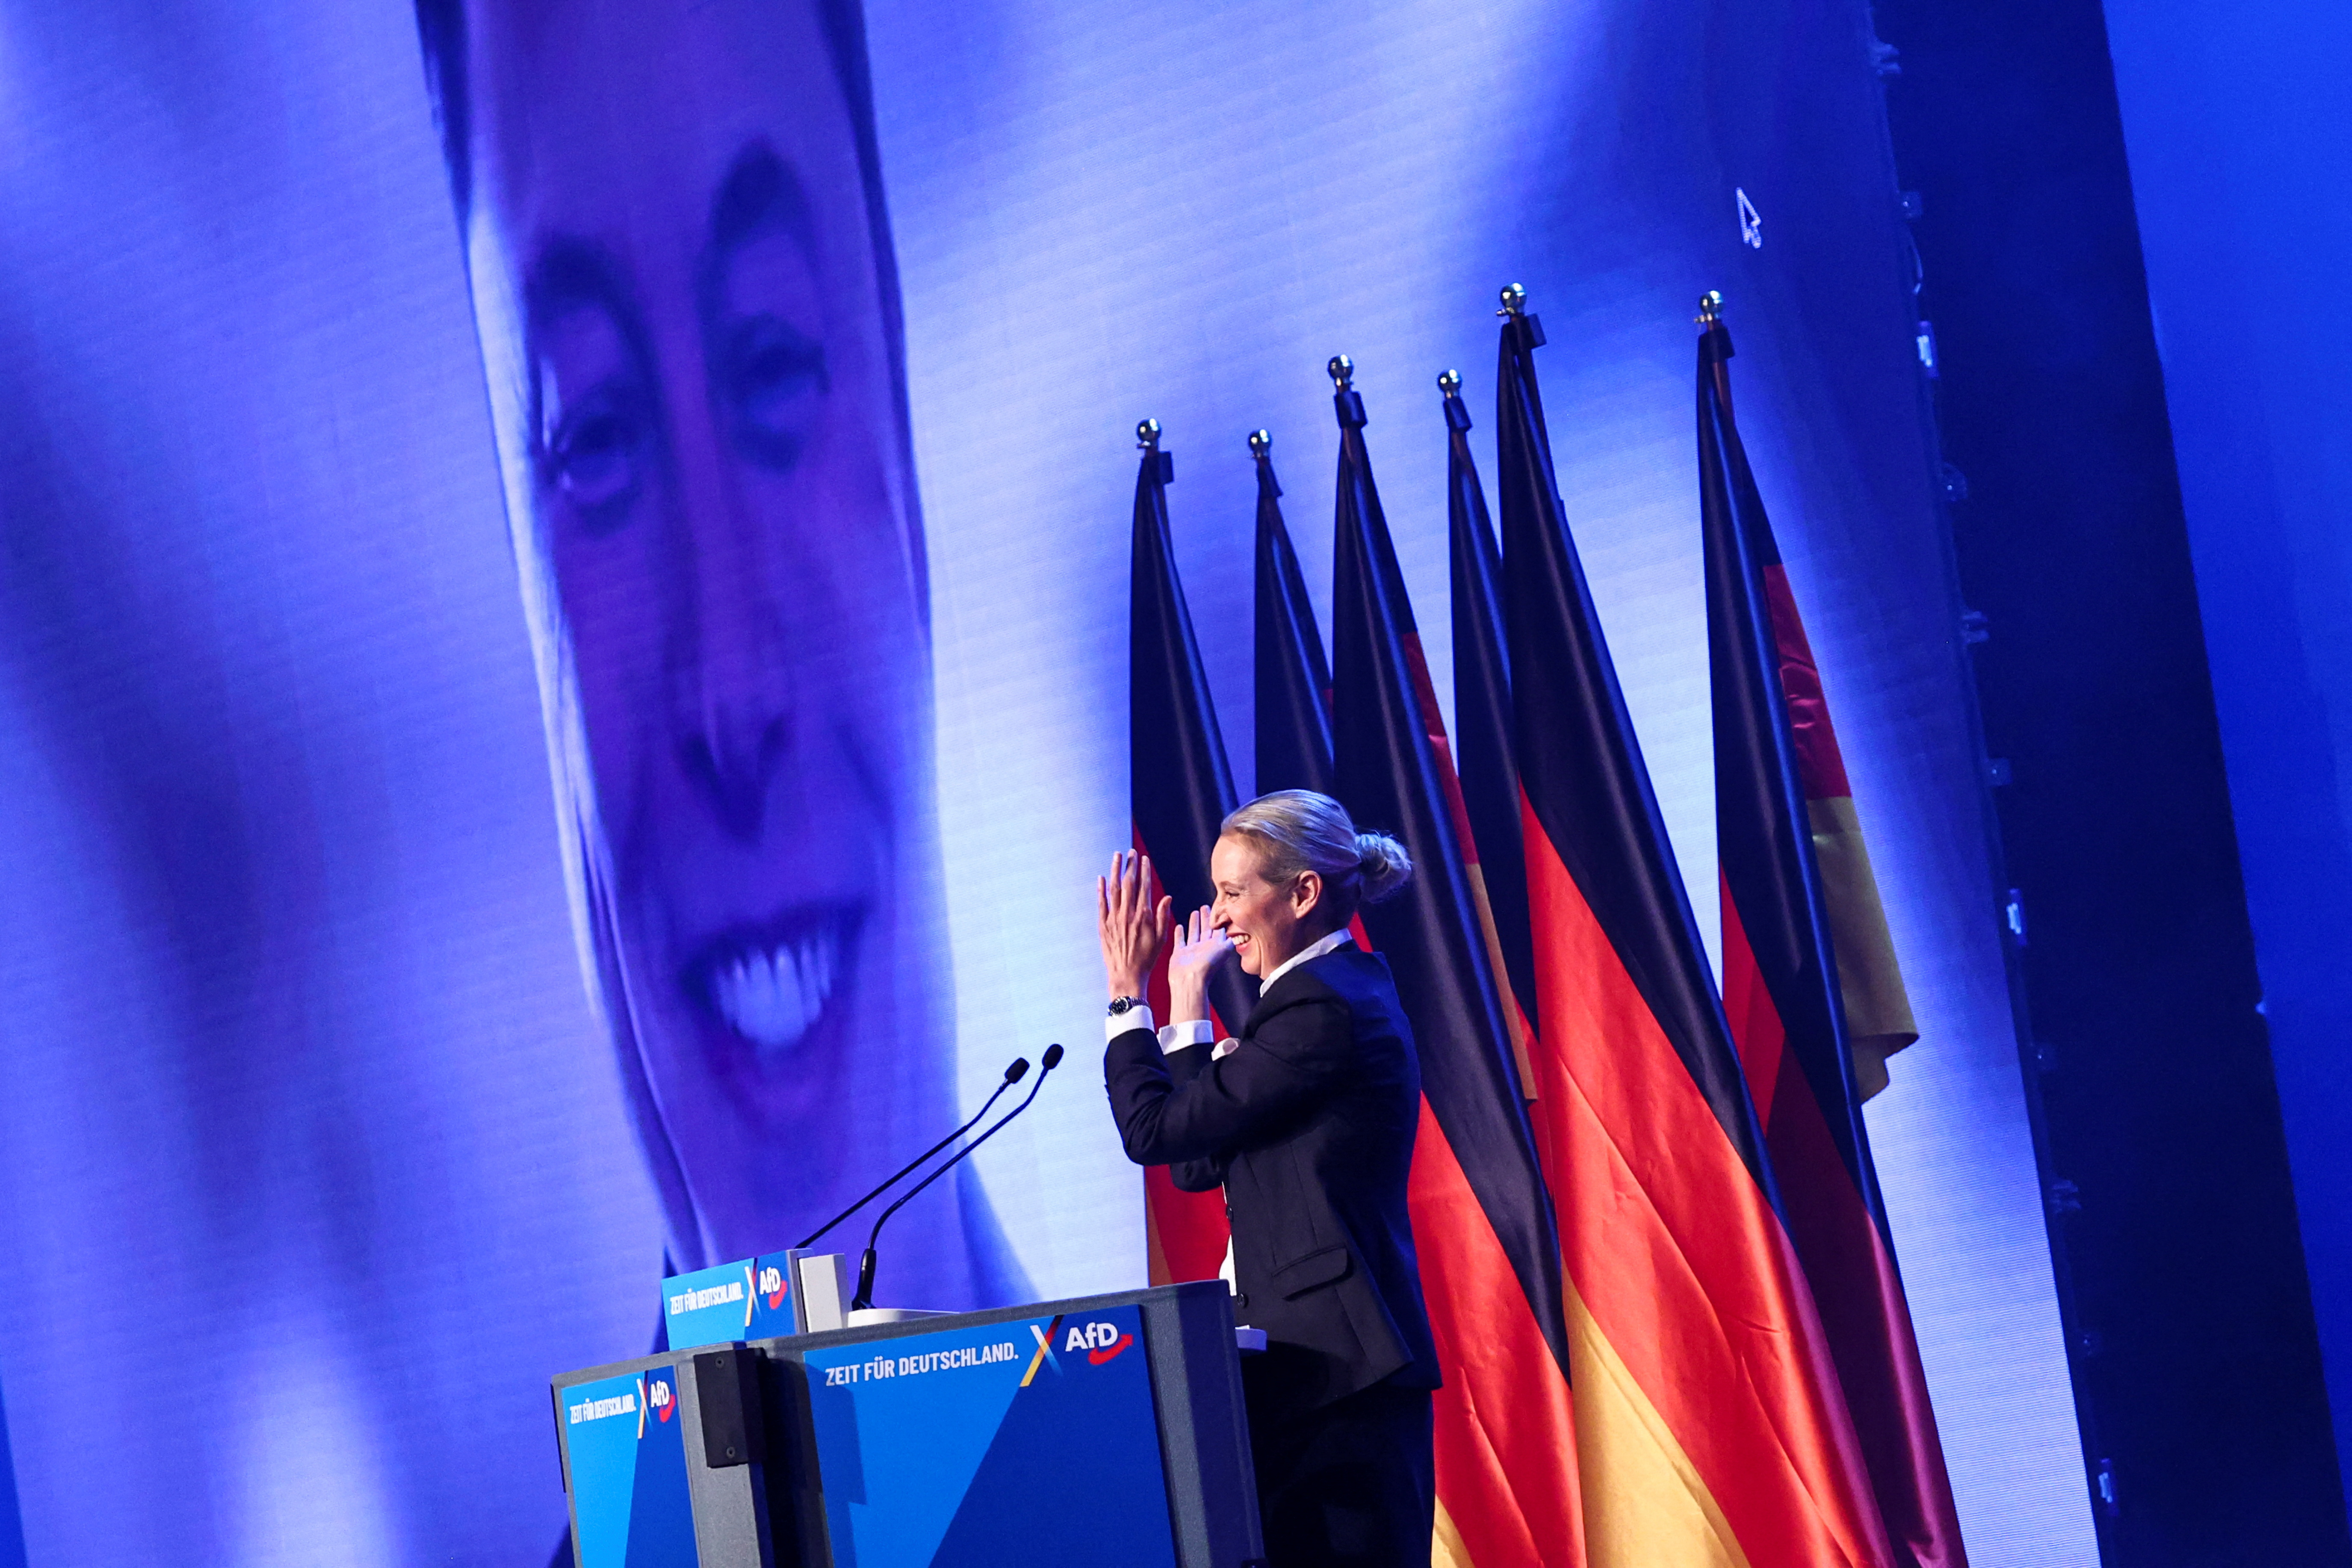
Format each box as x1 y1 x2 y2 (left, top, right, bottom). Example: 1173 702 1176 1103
711 927 844 1059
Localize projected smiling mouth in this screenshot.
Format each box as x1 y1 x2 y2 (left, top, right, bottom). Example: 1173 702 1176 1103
689 906 862 1063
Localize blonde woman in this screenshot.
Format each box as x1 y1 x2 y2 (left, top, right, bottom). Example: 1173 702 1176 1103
1098 789 1440 1568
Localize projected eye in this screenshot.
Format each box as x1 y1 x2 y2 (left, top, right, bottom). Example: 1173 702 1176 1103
722 314 827 472
542 383 651 527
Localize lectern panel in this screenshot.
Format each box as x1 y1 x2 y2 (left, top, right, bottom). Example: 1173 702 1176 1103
759 1282 1260 1568
800 1304 1175 1568
554 1349 780 1568
559 1367 698 1568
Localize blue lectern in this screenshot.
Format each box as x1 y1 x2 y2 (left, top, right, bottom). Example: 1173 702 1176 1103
550 1280 1264 1568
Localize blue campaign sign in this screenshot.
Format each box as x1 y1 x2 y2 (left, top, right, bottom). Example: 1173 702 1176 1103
802 1304 1176 1568
663 1260 755 1350
560 1368 696 1568
665 1253 800 1349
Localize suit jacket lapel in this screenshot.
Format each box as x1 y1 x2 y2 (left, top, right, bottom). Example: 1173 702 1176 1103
1245 951 1336 1038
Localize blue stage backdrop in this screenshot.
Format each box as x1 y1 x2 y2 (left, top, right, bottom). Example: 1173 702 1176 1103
2105 0 2352 1495
0 1 2094 1564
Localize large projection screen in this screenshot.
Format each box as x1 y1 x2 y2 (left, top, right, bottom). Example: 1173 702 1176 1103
0 0 2094 1562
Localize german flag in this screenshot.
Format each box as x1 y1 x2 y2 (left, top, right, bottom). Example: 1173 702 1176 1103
1702 308 1965 1568
1443 370 1542 1084
1325 358 1585 1568
1493 298 1891 1568
1252 431 1338 799
1699 335 1918 1100
1127 423 1242 1285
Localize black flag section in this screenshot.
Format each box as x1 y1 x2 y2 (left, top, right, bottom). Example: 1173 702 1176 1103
1442 370 1540 1039
1252 428 1337 798
1129 422 1253 1037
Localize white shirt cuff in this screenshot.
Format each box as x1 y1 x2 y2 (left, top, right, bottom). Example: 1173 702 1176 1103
1106 1003 1156 1042
1157 1019 1216 1054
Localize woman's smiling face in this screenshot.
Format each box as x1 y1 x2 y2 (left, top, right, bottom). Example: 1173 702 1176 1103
1209 833 1326 980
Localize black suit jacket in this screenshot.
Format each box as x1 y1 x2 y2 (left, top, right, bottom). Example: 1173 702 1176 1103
1104 945 1442 1417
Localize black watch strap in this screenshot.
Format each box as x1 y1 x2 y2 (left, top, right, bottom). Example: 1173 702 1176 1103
1108 995 1145 1018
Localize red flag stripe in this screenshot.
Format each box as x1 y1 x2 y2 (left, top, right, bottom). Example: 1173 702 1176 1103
1759 566 1854 803
1723 877 1962 1568
1411 1098 1587 1568
1719 869 1793 1122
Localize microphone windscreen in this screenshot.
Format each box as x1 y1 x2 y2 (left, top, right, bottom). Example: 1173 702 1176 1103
1005 1057 1031 1083
1042 1043 1066 1070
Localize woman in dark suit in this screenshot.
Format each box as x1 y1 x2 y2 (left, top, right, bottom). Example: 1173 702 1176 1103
1098 789 1441 1568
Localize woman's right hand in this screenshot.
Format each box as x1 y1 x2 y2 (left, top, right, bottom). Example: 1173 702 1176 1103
1166 905 1235 1024
1098 850 1170 1001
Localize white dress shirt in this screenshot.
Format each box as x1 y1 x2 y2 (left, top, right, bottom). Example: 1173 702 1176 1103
1104 927 1358 1296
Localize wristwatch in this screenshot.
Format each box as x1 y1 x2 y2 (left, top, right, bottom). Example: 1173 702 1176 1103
1107 995 1145 1018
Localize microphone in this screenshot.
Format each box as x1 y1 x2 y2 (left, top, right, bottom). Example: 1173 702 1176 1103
852 1044 1064 1311
796 1056 1031 1249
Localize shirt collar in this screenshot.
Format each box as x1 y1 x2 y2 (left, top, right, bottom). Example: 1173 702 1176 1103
1259 926 1355 995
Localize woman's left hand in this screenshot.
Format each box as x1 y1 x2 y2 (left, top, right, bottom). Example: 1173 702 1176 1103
1167 905 1235 1023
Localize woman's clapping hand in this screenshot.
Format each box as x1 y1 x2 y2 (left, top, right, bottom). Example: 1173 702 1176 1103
1096 850 1170 1001
1166 905 1235 1024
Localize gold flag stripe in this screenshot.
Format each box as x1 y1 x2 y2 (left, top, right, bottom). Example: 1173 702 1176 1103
1464 859 1541 1097
1805 795 1918 1101
1567 1279 1753 1568
1433 1498 1476 1568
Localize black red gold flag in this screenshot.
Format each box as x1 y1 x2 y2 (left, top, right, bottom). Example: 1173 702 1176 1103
1494 295 1891 1568
1252 431 1338 799
1696 332 1918 1099
1701 309 1965 1568
1443 371 1542 1066
1127 424 1243 1285
1325 359 1585 1568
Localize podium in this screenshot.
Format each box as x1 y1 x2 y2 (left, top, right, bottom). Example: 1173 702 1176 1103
551 1279 1265 1568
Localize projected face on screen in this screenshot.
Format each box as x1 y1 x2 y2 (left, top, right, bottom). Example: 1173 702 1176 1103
432 0 999 1297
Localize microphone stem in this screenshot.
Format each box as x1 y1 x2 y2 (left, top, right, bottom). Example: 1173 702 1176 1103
852 1063 1058 1310
797 1070 1021 1249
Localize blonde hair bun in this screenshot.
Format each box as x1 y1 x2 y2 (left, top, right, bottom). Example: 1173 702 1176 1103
1353 830 1413 904
1218 789 1415 921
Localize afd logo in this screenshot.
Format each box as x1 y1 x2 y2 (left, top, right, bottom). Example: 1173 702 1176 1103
758 1263 788 1310
1020 1318 1063 1387
1066 1320 1133 1366
647 1373 677 1427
